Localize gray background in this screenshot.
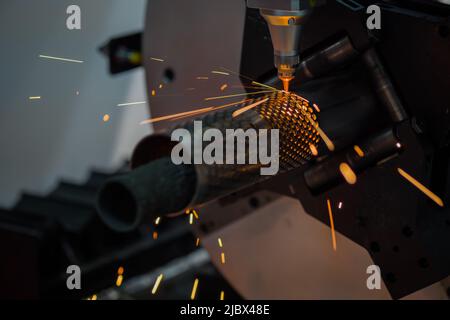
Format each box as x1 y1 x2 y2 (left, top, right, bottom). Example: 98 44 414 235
0 0 150 207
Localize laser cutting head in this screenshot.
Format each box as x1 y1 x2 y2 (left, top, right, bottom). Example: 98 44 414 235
247 1 325 90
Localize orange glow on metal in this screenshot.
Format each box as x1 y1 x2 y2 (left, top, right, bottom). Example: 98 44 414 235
398 168 444 207
327 199 337 252
339 163 357 185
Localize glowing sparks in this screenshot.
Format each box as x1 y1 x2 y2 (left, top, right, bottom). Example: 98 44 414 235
309 144 319 156
211 71 230 76
205 91 272 102
155 217 161 225
327 199 337 252
316 126 335 152
190 278 199 300
150 57 164 62
192 209 199 219
250 81 277 91
339 163 357 185
116 274 124 287
313 103 321 113
220 252 226 264
397 168 444 207
220 84 228 91
220 291 225 300
29 96 41 100
39 54 83 63
103 114 110 122
338 202 343 210
189 213 194 225
196 76 209 80
159 84 163 89
140 98 253 125
218 238 223 248
117 266 124 275
232 98 269 118
151 274 164 294
153 231 158 240
152 90 156 96
299 103 335 152
90 294 98 300
117 101 147 107
396 142 402 149
196 237 200 247
354 145 365 158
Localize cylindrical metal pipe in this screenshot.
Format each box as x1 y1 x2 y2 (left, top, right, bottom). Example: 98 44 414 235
297 36 359 81
362 48 408 123
304 127 402 194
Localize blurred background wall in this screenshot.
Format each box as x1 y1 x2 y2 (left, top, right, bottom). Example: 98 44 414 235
0 0 151 207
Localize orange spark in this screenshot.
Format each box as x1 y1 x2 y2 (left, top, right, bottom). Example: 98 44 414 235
339 163 357 185
354 145 365 158
309 144 319 156
103 114 110 122
153 231 158 240
152 274 164 294
220 291 225 300
218 238 223 248
205 91 272 102
211 71 230 76
397 168 444 207
232 98 269 118
196 238 200 247
220 84 228 91
327 199 337 251
117 266 124 275
220 252 226 264
190 278 199 300
140 98 254 125
116 274 123 287
313 103 321 113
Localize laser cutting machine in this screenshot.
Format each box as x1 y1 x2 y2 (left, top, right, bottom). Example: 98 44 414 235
0 0 449 300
